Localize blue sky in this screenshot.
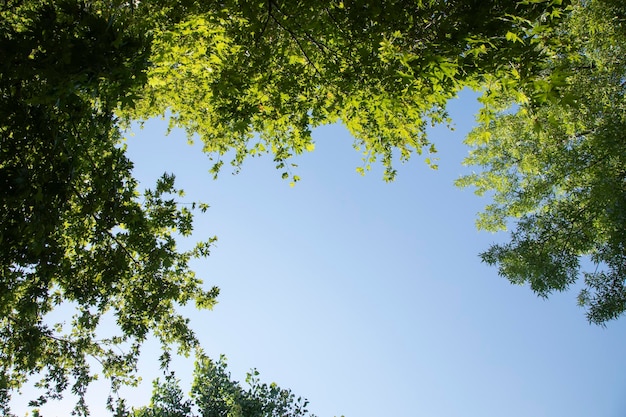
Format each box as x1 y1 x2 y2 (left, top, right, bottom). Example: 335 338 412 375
14 90 626 416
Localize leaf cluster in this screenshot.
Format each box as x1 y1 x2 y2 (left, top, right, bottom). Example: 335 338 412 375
457 0 626 324
124 0 567 181
1 1 217 414
134 355 318 417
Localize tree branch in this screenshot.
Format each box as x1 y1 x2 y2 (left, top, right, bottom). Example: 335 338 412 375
267 2 323 78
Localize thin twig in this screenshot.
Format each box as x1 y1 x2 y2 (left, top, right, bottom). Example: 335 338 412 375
267 3 323 77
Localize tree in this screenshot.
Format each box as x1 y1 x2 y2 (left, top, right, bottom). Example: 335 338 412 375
1 0 575 414
456 0 626 324
124 0 567 181
134 355 319 417
1 2 217 415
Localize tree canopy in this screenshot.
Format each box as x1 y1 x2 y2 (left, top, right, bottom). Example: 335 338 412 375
456 0 626 324
133 355 319 417
1 2 217 414
2 0 625 414
125 0 566 181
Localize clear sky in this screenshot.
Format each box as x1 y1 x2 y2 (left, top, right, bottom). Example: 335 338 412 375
13 90 626 416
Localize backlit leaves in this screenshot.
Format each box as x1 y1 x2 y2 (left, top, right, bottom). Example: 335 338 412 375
124 0 566 181
457 0 626 324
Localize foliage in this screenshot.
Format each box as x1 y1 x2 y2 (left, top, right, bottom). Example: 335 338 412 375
133 355 318 417
125 0 568 181
456 0 626 324
1 0 598 414
1 1 217 415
